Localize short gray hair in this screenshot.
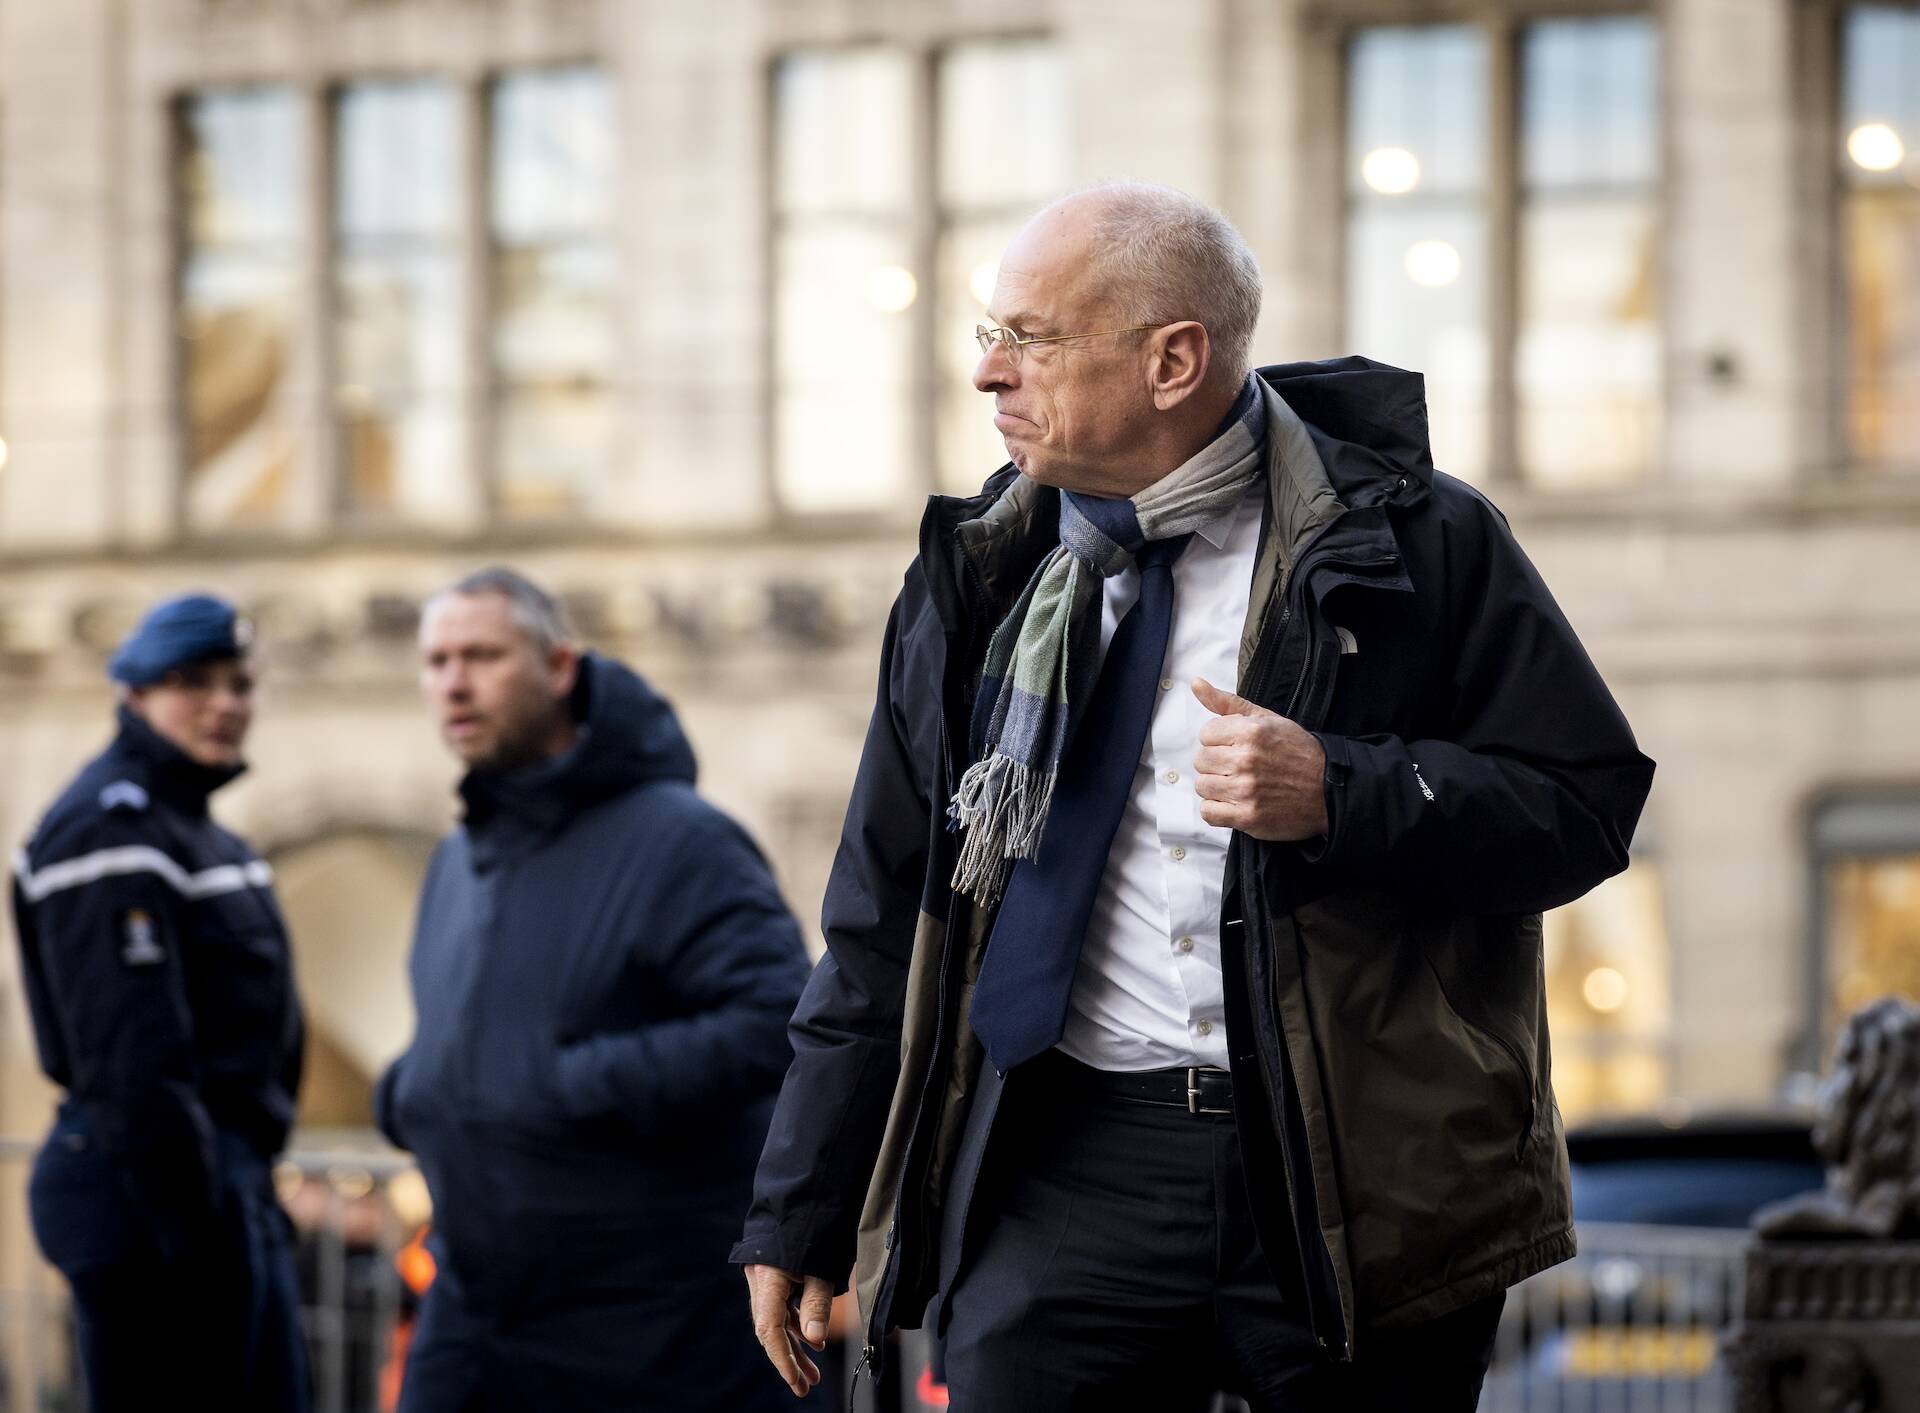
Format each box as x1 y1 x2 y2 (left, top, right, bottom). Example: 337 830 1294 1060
431 566 575 654
1063 182 1264 382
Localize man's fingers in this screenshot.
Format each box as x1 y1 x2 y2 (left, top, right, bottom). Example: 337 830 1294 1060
1194 744 1240 775
783 1327 823 1390
745 1266 812 1397
799 1276 834 1348
1199 798 1242 828
1191 677 1270 718
1197 772 1257 805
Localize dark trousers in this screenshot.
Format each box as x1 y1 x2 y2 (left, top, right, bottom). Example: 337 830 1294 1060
941 1055 1505 1413
30 1103 310 1413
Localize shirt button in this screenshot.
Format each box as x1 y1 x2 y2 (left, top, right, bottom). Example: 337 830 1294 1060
1177 936 1195 953
1196 1018 1214 1036
1164 770 1179 785
1159 678 1173 691
1170 846 1186 861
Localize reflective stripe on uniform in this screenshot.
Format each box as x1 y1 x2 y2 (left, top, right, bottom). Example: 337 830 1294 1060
11 845 273 905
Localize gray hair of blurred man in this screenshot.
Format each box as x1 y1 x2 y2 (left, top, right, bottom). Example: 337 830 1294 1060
429 566 576 654
1059 181 1264 384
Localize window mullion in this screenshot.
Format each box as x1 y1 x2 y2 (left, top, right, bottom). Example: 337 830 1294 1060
910 46 940 505
1486 13 1520 487
300 82 340 534
459 76 493 527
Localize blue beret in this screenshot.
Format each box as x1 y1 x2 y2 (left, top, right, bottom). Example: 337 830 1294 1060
108 594 253 686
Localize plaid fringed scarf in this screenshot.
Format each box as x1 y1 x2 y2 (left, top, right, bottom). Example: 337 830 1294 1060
950 375 1268 905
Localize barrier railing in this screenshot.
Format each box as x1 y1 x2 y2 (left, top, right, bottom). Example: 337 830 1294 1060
0 1135 1747 1413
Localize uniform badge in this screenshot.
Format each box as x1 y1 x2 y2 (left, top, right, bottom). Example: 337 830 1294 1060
120 909 165 966
98 781 149 813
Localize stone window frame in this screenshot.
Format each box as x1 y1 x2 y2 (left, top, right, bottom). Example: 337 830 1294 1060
1802 789 1920 1072
1794 0 1920 480
166 58 612 542
1298 0 1660 491
758 23 1057 527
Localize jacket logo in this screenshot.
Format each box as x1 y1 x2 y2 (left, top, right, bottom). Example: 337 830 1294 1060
1412 764 1436 803
120 909 165 966
1334 627 1359 655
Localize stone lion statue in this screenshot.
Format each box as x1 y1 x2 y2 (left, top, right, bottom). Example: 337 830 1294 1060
1756 997 1920 1240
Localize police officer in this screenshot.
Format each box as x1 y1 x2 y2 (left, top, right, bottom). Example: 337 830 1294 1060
9 593 309 1412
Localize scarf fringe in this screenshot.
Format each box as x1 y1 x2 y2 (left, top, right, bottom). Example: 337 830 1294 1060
948 753 1056 905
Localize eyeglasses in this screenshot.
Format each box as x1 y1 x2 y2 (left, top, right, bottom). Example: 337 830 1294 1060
975 322 1163 366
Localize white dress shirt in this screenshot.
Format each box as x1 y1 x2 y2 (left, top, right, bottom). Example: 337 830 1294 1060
1057 482 1261 1072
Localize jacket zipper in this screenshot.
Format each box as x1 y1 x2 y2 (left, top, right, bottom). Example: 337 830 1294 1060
862 533 999 1375
1235 517 1401 1359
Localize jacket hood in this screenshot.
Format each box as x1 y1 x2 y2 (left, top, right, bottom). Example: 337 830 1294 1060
459 652 696 846
1254 355 1435 510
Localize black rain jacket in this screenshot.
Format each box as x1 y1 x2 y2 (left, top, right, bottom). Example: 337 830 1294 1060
733 357 1656 1368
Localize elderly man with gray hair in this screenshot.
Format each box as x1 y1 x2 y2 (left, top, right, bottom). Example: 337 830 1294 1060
736 183 1653 1409
376 567 814 1412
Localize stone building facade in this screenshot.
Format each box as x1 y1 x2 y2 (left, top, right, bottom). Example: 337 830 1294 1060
0 0 1916 1222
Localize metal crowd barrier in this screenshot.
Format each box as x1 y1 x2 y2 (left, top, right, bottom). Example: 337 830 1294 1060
0 1132 1745 1413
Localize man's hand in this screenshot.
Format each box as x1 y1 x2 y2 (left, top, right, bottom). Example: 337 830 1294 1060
1191 678 1329 841
745 1263 834 1398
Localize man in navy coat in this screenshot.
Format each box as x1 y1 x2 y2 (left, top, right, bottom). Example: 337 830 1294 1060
377 566 814 1412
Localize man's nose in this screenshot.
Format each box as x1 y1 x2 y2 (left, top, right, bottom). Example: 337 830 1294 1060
973 342 1018 394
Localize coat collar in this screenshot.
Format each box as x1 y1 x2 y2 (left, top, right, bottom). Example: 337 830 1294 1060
110 705 245 815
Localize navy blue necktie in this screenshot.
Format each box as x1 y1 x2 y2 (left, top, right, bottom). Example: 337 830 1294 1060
969 526 1193 1075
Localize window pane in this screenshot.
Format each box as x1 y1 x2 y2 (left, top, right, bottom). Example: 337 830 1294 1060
937 39 1068 212
934 39 1068 495
491 66 615 242
490 67 618 518
775 48 915 217
335 82 463 522
1842 5 1920 471
1544 860 1671 1123
937 218 1020 494
1825 853 1920 1036
1518 17 1660 489
774 48 917 515
1346 26 1488 479
337 82 460 239
178 90 302 532
774 224 914 513
1348 26 1487 198
1347 202 1489 479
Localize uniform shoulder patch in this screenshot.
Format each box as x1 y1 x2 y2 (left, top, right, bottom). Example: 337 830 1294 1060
98 781 150 814
119 907 166 966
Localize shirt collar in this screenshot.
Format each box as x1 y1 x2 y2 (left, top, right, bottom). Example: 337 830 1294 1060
1192 478 1258 552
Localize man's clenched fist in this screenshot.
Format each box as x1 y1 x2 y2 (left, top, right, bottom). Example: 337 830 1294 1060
1190 678 1329 841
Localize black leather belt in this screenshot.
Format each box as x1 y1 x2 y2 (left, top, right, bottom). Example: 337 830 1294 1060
1045 1051 1235 1116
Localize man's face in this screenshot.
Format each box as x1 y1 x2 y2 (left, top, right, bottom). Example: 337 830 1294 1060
127 658 255 769
418 592 575 772
973 205 1158 497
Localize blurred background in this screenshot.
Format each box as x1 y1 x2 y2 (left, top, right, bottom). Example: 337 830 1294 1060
0 0 1915 1407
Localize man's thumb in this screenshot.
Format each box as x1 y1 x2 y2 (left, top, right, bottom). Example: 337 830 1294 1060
1192 677 1264 716
800 1277 834 1346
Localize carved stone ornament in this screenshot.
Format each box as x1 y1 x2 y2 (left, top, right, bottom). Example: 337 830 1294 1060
1755 998 1920 1241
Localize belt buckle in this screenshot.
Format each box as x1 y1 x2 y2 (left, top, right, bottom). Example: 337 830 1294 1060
1187 1067 1201 1114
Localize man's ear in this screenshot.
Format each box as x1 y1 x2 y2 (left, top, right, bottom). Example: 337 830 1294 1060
1148 321 1212 410
549 643 582 702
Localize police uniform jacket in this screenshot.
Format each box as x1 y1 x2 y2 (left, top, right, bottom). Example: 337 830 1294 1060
10 707 304 1255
